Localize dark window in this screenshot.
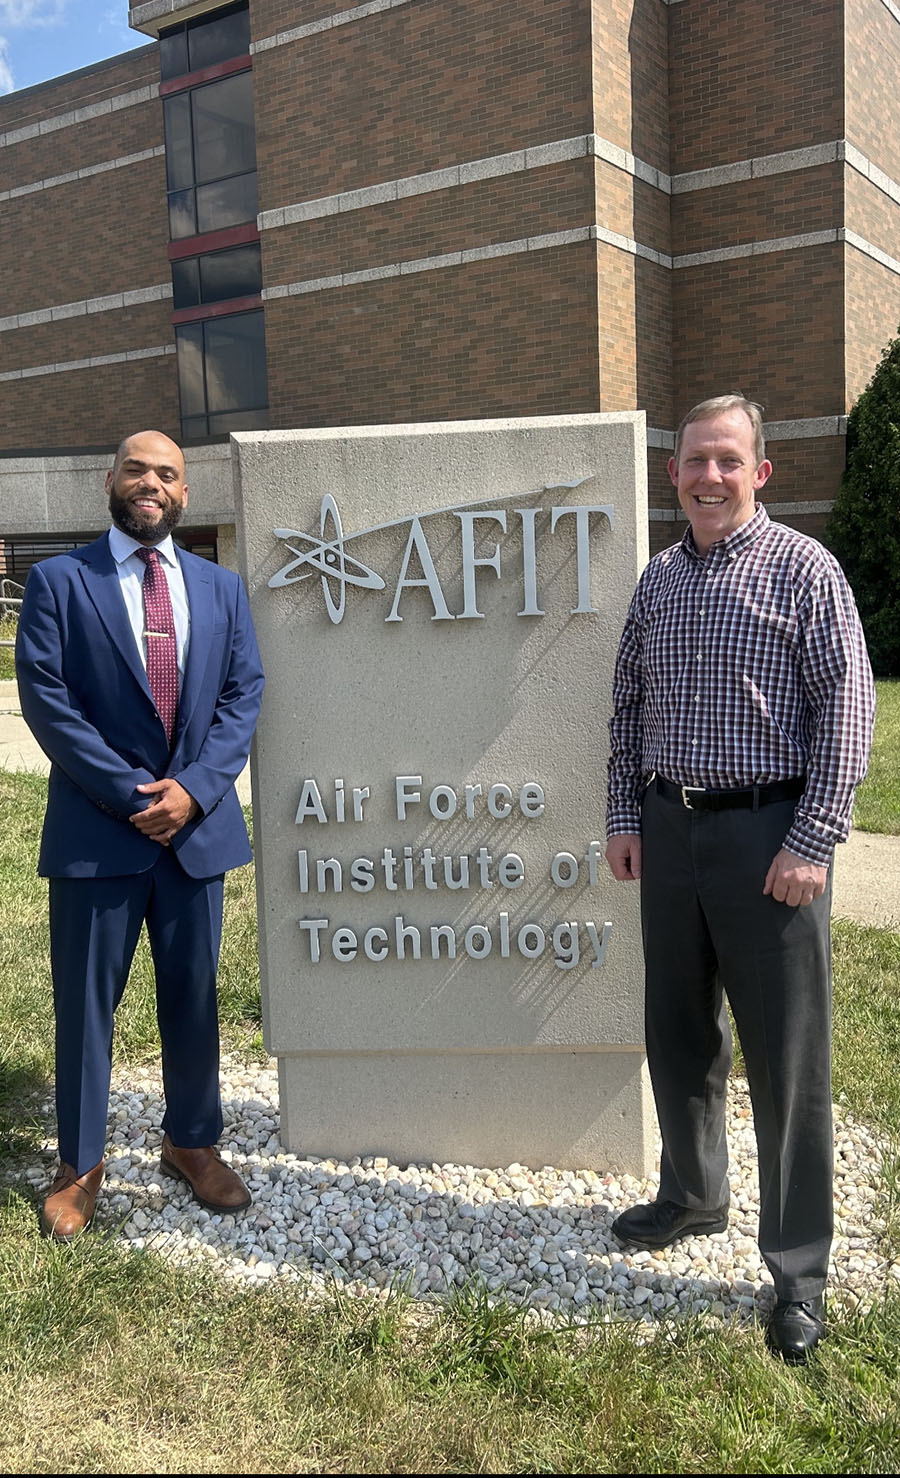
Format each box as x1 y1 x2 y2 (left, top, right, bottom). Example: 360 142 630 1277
160 2 251 82
172 257 201 311
196 170 258 236
176 310 268 440
164 71 257 239
172 244 262 310
192 72 256 180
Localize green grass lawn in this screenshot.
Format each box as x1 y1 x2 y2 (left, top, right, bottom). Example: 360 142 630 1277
854 679 900 835
1 770 899 1473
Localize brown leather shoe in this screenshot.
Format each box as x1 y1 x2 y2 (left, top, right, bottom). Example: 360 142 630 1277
40 1161 105 1241
160 1134 251 1212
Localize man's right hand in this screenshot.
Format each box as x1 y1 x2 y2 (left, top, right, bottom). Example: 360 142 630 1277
605 834 642 881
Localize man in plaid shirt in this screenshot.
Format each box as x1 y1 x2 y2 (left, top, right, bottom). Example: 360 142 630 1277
605 394 875 1362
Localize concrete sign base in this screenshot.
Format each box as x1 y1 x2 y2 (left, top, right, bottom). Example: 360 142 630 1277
234 415 654 1173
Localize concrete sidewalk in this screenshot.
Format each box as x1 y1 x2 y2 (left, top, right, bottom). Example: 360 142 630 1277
2 678 898 929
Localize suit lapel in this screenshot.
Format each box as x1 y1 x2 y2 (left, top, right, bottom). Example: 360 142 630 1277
176 550 214 737
78 535 155 706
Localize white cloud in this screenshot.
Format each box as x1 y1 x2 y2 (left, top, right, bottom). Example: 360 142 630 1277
0 2 67 27
0 36 14 92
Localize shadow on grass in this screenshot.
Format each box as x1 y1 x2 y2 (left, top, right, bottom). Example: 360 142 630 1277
0 1055 50 1173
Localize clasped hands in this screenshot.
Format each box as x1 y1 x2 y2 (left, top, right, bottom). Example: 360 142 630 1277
605 835 828 908
129 778 199 845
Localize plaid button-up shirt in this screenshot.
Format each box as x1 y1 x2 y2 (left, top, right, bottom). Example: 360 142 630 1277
606 505 876 865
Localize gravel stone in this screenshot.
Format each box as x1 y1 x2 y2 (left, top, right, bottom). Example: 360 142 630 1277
17 1057 898 1325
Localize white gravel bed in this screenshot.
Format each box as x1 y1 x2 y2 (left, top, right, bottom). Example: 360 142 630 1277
22 1054 899 1324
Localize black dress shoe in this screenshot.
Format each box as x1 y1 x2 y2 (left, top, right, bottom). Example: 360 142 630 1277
766 1295 827 1363
612 1198 729 1248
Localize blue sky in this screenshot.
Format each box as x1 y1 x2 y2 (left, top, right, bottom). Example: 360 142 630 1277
0 1 145 96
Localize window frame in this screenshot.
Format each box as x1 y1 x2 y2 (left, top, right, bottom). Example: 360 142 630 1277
175 308 269 443
163 65 258 241
159 1 251 84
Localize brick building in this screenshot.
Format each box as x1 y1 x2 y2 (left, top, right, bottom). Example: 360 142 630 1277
1 0 899 574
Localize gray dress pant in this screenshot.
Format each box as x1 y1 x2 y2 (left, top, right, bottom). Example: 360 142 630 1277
640 783 833 1301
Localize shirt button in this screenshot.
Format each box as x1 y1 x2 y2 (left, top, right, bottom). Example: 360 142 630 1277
694 694 701 702
691 738 698 745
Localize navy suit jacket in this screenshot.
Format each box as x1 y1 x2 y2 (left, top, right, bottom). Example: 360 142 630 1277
15 533 265 879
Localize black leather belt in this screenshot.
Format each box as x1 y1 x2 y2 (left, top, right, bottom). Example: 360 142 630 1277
655 774 806 812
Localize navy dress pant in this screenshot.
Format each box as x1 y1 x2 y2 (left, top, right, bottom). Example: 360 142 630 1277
49 846 225 1176
640 784 834 1302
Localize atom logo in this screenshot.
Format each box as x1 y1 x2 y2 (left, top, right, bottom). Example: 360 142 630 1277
270 494 386 625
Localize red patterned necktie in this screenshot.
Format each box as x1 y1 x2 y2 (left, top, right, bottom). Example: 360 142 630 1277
138 547 178 745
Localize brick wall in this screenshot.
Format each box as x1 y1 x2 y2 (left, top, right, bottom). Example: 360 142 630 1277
260 161 597 287
0 354 179 452
0 48 157 132
845 248 900 404
5 0 900 542
257 0 619 435
0 158 169 318
591 0 669 167
265 247 601 430
0 46 173 453
670 165 843 256
253 0 594 213
761 436 847 509
0 300 172 381
668 0 844 174
845 0 900 181
672 246 845 421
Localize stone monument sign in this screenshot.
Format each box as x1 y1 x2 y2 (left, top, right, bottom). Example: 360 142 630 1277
233 415 654 1172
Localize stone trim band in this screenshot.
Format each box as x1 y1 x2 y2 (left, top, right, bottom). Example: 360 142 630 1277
0 344 175 385
650 501 837 522
2 225 894 376
260 223 900 297
0 146 166 204
0 85 159 151
0 284 173 337
648 421 847 453
257 137 900 228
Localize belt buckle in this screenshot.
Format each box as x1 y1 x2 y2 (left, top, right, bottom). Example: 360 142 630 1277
681 784 705 810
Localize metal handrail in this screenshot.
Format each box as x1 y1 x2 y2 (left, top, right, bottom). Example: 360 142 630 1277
0 594 20 647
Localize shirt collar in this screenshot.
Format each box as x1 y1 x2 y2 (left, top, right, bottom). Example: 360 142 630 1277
680 502 770 564
108 525 179 568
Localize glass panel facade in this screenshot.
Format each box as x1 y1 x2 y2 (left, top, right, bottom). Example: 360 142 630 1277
160 1 250 82
189 3 251 72
205 312 267 413
175 322 205 418
200 244 262 303
162 6 266 442
168 188 197 240
192 73 255 184
207 408 268 434
163 93 193 190
175 311 268 439
164 73 257 237
172 246 261 311
195 170 258 235
171 257 201 311
159 28 189 82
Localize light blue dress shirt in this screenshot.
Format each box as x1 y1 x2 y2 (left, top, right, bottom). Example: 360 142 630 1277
107 525 191 688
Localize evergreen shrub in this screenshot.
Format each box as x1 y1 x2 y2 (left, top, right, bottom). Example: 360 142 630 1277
827 331 900 675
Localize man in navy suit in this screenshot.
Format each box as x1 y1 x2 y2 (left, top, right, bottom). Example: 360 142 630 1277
16 430 265 1240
